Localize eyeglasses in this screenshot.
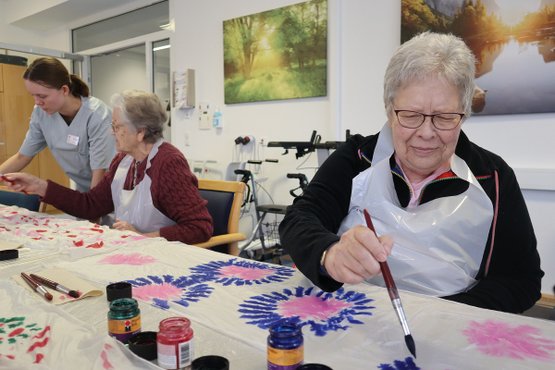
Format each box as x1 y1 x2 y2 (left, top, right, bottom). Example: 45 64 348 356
111 121 125 133
394 109 465 131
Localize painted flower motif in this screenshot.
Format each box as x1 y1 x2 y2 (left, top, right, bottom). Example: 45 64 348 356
99 252 157 265
125 275 213 310
463 319 555 361
190 258 293 286
0 317 50 364
0 317 42 345
239 286 375 336
378 357 420 370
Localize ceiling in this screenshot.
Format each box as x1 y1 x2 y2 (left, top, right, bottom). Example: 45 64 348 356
5 0 142 31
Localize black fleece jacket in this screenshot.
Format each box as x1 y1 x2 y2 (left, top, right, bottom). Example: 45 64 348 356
279 130 543 313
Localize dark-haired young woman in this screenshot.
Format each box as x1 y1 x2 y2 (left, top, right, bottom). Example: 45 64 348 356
0 57 115 191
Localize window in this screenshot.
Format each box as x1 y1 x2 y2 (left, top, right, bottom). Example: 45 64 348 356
72 1 169 52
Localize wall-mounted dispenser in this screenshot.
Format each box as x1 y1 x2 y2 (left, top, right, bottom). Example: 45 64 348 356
173 69 195 109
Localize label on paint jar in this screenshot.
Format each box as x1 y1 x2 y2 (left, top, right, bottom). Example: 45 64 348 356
157 340 193 369
108 315 141 342
267 345 304 370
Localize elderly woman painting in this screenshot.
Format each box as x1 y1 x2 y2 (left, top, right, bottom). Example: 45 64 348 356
4 90 212 245
279 32 543 313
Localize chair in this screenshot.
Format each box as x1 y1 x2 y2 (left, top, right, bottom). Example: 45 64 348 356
194 179 246 255
0 186 45 212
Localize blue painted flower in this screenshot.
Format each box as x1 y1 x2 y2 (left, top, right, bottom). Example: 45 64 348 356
124 274 213 310
239 286 375 336
190 258 293 286
378 357 420 370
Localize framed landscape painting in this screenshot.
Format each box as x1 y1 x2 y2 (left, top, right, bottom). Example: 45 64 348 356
223 0 327 104
401 0 555 115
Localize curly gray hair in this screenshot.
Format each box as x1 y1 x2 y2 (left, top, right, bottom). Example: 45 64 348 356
111 90 167 143
383 32 476 116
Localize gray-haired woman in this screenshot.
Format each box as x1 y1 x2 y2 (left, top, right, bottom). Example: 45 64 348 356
279 32 543 313
4 90 213 245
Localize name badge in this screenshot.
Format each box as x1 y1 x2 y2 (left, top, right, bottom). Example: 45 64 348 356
66 134 80 146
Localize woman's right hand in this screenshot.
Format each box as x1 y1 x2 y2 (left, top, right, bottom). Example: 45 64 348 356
323 225 393 285
2 173 48 197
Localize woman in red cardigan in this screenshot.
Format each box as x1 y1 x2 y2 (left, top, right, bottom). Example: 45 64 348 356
3 90 212 245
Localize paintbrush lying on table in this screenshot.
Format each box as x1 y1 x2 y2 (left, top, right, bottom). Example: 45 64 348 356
30 273 81 298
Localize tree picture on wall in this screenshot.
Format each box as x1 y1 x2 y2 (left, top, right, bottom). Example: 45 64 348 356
402 0 555 115
223 0 327 104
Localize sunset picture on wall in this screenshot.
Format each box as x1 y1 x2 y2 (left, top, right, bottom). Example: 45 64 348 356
402 0 555 115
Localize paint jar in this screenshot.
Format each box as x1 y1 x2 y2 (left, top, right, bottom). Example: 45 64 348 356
297 364 333 370
191 355 229 370
107 297 141 343
267 320 304 370
157 316 194 370
106 281 132 302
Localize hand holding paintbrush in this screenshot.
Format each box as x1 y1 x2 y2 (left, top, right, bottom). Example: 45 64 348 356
363 209 416 358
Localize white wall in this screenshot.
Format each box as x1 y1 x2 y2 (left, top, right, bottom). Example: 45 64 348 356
170 0 330 206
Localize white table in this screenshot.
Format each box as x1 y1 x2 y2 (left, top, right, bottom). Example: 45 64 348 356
1 205 554 370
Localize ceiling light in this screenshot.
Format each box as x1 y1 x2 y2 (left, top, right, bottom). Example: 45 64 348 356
153 45 171 52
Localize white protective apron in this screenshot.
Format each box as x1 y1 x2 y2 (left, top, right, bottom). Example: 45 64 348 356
111 139 175 233
338 125 493 296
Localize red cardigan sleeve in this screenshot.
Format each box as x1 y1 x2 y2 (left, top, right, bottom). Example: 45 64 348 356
43 154 125 219
147 145 213 244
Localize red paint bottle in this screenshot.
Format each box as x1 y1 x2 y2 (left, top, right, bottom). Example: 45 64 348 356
157 317 194 370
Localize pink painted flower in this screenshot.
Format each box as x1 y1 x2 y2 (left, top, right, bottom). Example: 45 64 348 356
219 264 274 280
99 253 156 265
463 319 555 361
132 283 182 302
278 295 352 321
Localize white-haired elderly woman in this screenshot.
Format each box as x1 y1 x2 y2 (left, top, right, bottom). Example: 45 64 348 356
280 32 543 313
4 90 213 245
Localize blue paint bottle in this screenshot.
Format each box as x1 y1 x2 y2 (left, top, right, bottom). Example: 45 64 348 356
267 320 304 370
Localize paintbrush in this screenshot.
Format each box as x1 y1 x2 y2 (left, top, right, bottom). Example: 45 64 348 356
30 273 81 298
21 272 53 301
363 209 416 358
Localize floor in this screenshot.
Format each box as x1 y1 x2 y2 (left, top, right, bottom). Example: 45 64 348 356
522 303 555 321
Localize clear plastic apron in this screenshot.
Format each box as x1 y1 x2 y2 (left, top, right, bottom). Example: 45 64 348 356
111 139 175 234
338 125 493 296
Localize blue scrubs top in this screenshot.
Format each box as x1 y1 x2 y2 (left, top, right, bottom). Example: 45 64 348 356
19 96 116 192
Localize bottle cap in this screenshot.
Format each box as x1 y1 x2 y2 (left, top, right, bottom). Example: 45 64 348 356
106 282 132 302
191 355 230 370
127 331 157 361
0 249 18 261
297 364 333 370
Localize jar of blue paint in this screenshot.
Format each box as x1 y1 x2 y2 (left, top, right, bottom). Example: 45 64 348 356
267 320 304 370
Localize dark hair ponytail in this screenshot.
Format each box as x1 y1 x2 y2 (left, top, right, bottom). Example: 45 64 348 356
69 74 90 97
23 57 90 97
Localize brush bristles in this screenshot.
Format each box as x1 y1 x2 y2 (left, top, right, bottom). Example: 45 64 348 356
68 290 80 298
405 334 416 358
45 292 53 301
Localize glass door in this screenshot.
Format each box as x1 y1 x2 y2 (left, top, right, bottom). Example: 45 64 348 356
79 30 171 141
90 44 148 105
